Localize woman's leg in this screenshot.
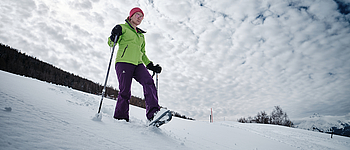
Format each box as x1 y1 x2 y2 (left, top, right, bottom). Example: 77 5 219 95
114 62 136 121
133 64 160 120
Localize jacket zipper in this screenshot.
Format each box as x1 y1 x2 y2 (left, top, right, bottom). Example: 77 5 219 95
121 45 128 58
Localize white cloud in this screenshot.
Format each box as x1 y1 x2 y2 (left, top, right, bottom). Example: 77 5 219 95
69 0 93 10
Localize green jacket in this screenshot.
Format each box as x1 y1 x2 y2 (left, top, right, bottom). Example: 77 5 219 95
112 20 151 66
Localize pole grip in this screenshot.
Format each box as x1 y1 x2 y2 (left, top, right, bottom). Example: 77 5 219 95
152 71 156 78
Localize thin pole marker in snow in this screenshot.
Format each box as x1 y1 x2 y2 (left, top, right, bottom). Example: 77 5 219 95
210 108 213 123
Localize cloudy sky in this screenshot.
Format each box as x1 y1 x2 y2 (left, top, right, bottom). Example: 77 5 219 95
1 0 350 121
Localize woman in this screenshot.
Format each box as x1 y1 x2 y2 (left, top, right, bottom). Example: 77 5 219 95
108 7 162 122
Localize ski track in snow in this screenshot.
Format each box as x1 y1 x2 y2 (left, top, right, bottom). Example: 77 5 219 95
0 87 125 149
1 70 350 150
219 122 350 150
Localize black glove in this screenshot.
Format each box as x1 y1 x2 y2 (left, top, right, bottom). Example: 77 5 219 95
146 62 162 73
108 25 122 47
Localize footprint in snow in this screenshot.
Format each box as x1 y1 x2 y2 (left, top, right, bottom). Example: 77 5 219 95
4 107 12 112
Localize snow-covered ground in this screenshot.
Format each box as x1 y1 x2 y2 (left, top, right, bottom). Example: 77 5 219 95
1 70 349 150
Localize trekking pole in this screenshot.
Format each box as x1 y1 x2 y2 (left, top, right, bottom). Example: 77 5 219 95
156 73 158 93
95 36 118 120
152 71 158 93
152 72 159 95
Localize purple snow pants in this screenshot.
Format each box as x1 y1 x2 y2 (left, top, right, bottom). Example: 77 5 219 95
114 62 160 121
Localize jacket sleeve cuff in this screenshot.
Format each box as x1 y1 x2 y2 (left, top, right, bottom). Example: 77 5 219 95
146 61 153 68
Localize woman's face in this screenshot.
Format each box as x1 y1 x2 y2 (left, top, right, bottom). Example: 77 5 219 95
130 12 144 26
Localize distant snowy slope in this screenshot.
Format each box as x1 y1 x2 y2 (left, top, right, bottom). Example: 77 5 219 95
294 113 350 136
1 70 349 150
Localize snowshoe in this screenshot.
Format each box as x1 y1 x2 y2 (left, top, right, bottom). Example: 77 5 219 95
149 108 173 127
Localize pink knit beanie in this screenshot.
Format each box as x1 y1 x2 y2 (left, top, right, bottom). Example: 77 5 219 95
129 7 144 18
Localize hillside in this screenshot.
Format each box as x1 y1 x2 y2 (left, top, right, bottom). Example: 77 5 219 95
294 113 350 137
1 70 349 150
0 43 193 120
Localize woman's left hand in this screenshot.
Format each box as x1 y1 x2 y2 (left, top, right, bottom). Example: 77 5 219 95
147 62 162 73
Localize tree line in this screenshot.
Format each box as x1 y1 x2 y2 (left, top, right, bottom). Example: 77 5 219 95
0 43 143 108
238 106 294 127
0 43 194 120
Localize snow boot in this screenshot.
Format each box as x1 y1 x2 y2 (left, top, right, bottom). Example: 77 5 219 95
148 108 172 127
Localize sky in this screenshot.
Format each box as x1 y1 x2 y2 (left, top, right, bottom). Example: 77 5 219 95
1 0 350 121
